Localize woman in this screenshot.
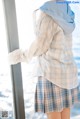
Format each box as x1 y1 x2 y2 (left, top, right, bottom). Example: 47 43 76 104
8 0 80 119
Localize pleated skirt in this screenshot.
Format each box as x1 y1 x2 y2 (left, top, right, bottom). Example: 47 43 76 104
34 76 80 113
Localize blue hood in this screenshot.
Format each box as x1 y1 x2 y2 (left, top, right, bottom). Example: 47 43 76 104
39 1 75 35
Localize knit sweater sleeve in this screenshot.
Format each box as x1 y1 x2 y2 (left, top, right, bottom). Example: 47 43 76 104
8 11 57 65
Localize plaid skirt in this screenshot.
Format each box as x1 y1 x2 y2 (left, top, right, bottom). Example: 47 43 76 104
34 76 80 113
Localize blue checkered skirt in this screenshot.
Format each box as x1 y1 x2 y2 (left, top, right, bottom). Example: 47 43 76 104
34 76 80 113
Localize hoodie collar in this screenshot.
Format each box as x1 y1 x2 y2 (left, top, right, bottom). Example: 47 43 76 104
39 1 75 35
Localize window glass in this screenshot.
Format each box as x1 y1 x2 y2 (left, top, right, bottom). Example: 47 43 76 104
15 0 80 119
70 2 80 118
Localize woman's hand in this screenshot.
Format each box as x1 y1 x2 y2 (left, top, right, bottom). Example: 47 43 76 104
8 49 24 65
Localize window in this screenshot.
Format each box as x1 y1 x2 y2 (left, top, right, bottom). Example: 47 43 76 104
15 0 80 119
0 0 15 119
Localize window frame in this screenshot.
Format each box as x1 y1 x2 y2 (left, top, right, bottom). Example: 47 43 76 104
3 0 25 119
